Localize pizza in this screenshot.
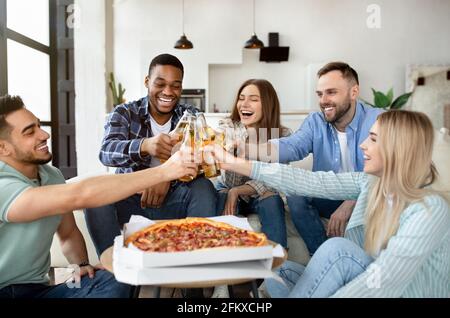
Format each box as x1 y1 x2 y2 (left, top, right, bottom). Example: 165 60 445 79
124 217 268 252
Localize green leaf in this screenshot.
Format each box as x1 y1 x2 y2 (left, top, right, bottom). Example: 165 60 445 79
391 92 413 109
371 88 377 96
373 91 390 109
386 88 394 105
361 99 375 108
109 81 118 102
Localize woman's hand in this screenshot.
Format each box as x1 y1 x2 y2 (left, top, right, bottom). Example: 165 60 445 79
160 148 198 181
204 144 253 178
204 144 238 167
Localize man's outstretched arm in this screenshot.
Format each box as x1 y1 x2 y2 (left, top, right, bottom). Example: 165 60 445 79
6 151 197 223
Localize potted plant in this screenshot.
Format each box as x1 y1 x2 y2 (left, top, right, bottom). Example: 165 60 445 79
109 72 126 107
364 88 412 110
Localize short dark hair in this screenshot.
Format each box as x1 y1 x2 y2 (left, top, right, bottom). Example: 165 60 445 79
148 54 184 78
0 95 25 139
317 62 359 85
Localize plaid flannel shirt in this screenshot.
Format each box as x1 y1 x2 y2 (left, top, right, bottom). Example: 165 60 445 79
218 118 291 201
99 96 199 174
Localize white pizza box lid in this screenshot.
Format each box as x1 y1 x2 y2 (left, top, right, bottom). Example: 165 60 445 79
115 215 283 268
113 257 274 286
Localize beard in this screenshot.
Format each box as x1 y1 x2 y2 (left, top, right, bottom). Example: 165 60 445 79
13 146 53 165
321 96 352 124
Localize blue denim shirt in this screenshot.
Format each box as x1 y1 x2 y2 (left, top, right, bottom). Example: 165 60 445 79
99 96 199 174
273 101 383 172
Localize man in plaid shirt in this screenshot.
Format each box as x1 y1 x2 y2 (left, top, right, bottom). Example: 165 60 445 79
85 54 217 256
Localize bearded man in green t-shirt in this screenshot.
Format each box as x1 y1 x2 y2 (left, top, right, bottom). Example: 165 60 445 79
0 95 198 298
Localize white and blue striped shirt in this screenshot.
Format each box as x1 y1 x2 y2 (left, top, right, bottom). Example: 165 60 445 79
251 162 450 298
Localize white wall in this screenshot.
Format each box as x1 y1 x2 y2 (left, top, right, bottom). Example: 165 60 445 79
113 0 450 113
113 0 246 109
74 0 109 175
75 0 450 174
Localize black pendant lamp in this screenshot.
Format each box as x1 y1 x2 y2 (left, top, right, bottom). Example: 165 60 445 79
244 0 264 49
174 0 193 49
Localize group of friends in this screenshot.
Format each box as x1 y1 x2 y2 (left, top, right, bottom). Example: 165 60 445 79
0 54 448 298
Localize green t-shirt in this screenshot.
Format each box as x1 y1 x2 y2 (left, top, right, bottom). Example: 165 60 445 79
0 161 65 289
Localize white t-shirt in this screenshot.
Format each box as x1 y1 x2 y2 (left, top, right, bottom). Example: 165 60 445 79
336 129 354 173
149 115 172 168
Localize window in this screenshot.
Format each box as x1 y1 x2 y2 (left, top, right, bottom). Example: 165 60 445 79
7 0 50 46
0 0 76 178
7 39 51 121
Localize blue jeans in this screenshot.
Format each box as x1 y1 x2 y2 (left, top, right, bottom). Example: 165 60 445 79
216 191 287 248
287 196 343 255
0 270 131 298
265 237 373 298
85 176 217 256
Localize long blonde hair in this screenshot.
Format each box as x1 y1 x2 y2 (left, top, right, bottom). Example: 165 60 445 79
364 110 438 256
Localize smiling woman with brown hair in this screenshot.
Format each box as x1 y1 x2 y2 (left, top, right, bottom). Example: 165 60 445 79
207 110 449 298
211 78 291 298
214 79 291 248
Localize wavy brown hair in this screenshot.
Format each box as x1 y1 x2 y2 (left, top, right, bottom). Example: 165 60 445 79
230 79 282 140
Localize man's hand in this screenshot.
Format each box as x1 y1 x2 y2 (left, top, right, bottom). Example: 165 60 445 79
68 263 103 285
222 189 239 216
79 264 97 279
159 148 198 182
327 200 356 237
140 182 171 208
141 133 174 160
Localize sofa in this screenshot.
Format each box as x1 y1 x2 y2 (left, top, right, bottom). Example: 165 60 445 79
50 210 100 268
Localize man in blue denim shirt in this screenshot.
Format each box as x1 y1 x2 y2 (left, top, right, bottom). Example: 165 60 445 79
85 54 217 257
271 62 383 255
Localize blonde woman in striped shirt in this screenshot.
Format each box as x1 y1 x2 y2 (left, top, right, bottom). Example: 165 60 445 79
207 110 449 297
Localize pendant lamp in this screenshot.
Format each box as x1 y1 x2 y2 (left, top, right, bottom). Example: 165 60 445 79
174 0 193 49
244 0 264 49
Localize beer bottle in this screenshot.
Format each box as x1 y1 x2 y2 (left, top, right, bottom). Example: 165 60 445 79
197 113 220 178
160 110 193 164
193 115 205 176
178 116 196 182
214 126 226 149
170 110 192 142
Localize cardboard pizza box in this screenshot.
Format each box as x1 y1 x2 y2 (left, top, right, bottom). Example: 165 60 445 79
114 235 274 268
116 215 282 268
112 256 274 286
